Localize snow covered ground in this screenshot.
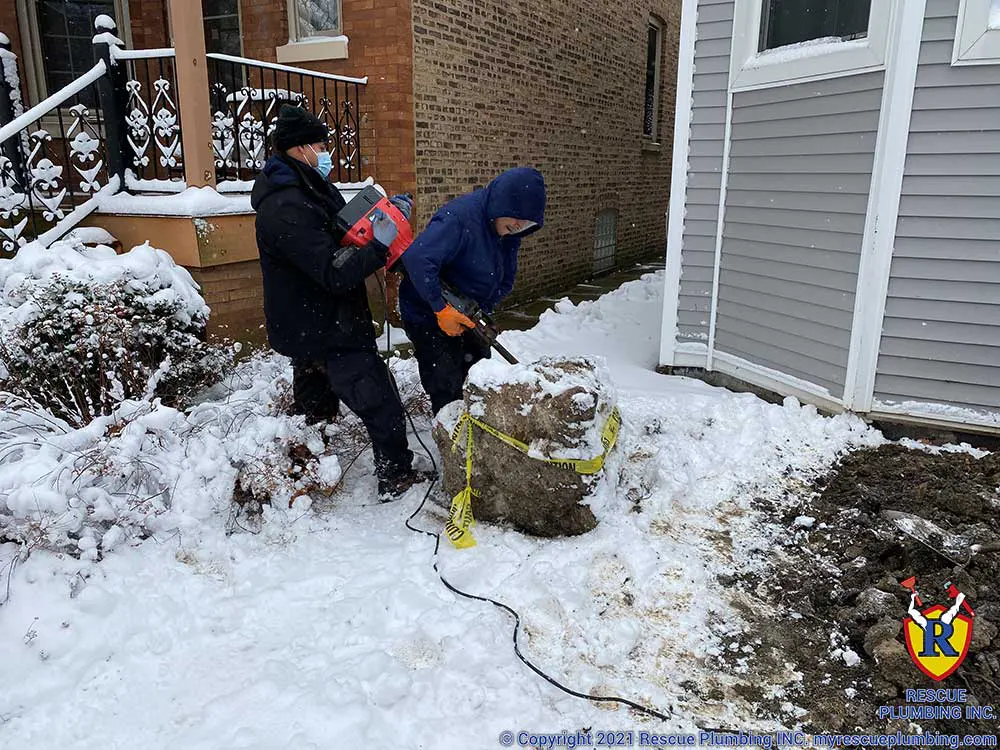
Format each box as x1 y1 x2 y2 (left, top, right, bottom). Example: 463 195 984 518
0 270 883 748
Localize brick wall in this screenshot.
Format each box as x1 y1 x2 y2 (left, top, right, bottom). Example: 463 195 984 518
411 0 681 302
239 0 287 61
0 4 23 60
240 0 416 198
128 0 170 49
188 260 268 346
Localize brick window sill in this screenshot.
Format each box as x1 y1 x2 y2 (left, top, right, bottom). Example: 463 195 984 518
641 141 663 153
276 36 349 64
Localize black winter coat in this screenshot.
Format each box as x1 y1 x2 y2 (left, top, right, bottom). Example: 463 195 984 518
251 155 387 358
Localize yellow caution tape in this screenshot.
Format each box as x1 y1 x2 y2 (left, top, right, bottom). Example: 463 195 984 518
443 406 622 548
444 417 478 549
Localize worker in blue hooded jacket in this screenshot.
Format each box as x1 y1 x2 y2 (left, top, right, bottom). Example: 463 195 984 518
398 167 546 413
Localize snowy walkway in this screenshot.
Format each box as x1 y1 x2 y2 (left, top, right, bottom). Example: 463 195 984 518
0 271 880 748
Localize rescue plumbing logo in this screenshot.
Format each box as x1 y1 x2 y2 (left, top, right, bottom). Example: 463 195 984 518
900 577 975 681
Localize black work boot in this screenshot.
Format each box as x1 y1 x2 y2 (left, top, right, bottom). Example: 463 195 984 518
377 469 437 502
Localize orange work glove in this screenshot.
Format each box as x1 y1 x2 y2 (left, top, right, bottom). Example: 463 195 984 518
435 304 475 337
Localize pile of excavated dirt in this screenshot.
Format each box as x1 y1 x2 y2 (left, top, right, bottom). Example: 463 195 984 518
718 444 1000 733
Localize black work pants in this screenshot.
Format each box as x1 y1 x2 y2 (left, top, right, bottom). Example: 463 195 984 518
403 320 490 414
291 350 413 480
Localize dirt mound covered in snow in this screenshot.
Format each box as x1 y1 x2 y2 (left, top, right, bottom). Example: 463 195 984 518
719 444 1000 733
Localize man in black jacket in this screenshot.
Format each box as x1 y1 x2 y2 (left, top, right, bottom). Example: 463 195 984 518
251 105 428 500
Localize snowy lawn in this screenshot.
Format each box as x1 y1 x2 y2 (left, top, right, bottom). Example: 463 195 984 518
0 270 882 748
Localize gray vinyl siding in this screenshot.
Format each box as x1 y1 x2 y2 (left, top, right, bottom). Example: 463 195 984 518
676 0 732 345
874 0 1000 415
712 73 883 397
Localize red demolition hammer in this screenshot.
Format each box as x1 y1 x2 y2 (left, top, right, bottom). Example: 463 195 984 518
336 185 414 270
336 186 519 364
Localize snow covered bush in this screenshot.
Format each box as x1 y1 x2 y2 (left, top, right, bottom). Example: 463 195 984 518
0 354 344 558
0 240 230 427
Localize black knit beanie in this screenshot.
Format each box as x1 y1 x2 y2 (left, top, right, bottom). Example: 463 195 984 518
273 105 329 151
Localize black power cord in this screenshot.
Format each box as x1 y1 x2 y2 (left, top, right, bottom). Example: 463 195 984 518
373 271 680 724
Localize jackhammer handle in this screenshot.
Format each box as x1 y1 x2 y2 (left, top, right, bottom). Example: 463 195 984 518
470 324 518 364
490 338 519 365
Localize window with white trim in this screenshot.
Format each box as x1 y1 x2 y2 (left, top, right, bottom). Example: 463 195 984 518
760 0 871 51
729 0 894 92
277 0 346 62
953 0 1000 65
290 0 342 39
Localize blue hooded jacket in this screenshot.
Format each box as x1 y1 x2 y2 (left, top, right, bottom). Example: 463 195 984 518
399 167 546 325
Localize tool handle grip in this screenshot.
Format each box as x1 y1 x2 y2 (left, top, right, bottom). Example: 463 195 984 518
440 283 517 363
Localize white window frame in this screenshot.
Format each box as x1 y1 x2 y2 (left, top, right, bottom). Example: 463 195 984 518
15 0 132 106
277 0 348 64
729 0 896 92
952 0 1000 65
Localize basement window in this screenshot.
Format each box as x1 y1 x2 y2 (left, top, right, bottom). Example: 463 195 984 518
593 210 617 274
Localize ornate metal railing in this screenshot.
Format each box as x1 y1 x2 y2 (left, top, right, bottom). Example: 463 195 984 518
115 47 183 188
0 28 124 253
0 18 368 250
207 53 365 183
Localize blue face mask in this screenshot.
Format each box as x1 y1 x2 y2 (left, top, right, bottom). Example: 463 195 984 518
310 146 333 179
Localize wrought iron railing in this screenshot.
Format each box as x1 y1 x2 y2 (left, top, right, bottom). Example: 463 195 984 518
207 53 365 184
0 32 123 253
0 18 368 250
115 47 184 188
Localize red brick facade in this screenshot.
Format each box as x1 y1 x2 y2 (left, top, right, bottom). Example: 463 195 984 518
236 0 416 199
3 0 678 307
128 0 170 49
189 260 268 346
1 3 27 96
411 0 681 301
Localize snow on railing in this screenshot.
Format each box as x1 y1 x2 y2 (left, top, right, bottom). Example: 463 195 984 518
206 52 368 85
0 34 23 121
0 60 107 147
0 56 117 252
112 47 176 61
0 14 371 251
